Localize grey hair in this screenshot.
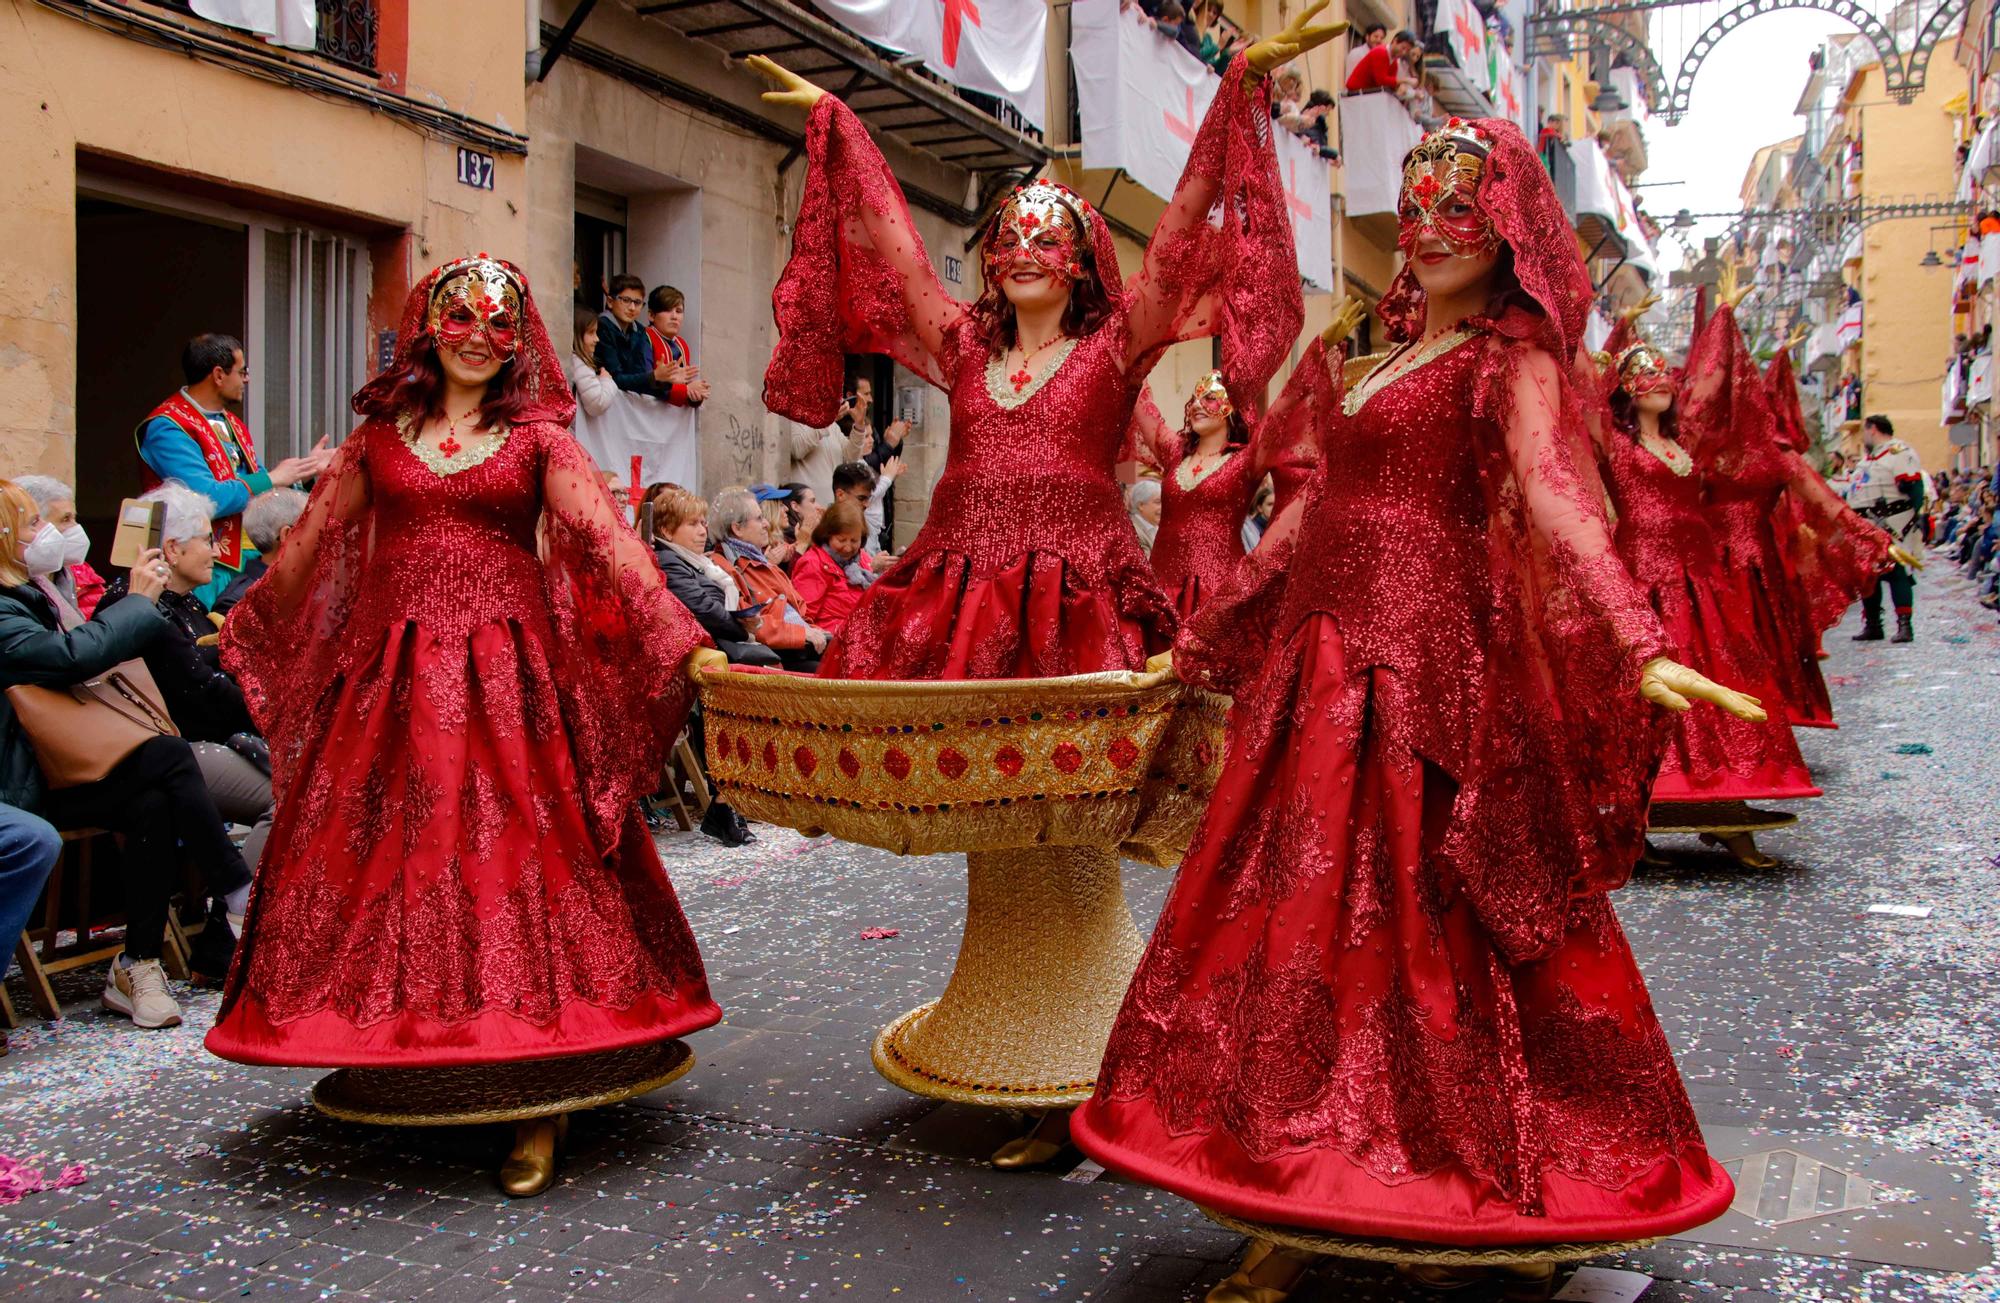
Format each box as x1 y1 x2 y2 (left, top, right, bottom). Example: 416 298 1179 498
243 488 309 551
709 486 762 541
137 481 215 546
1127 479 1162 508
13 475 75 509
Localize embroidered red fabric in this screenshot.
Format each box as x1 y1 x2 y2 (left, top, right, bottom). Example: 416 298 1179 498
765 59 1301 679
1127 344 1325 618
208 262 718 1067
1074 123 1729 1246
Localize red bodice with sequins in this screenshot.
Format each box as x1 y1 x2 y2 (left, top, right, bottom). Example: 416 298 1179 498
1151 445 1257 613
1604 434 1720 585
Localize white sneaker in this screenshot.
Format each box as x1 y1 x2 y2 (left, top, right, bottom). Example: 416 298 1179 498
102 958 183 1029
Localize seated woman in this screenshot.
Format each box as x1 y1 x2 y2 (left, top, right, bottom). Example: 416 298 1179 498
94 482 276 981
13 476 105 618
649 485 779 667
0 478 251 1032
789 499 875 638
708 486 828 673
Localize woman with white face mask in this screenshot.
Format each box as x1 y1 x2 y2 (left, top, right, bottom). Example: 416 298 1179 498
13 477 105 618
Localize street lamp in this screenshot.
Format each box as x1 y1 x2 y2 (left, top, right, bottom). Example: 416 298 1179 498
1919 250 1943 267
1672 209 1696 230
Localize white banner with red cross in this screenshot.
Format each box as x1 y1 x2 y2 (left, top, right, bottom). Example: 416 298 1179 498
1436 0 1490 92
1071 0 1330 291
811 0 1047 130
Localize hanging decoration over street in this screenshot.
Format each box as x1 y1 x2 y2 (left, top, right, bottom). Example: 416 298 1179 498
810 0 1048 130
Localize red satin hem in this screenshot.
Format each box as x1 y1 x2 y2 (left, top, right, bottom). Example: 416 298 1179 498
204 990 721 1069
1790 718 1837 730
1070 1106 1734 1247
1650 776 1822 803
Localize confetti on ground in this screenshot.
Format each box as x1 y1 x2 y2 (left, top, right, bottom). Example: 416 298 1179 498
857 927 900 940
1894 742 1936 755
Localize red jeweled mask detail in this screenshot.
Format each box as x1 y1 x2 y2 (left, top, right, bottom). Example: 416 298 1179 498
1396 119 1499 258
1616 341 1675 396
427 256 525 360
1184 370 1234 426
984 183 1089 285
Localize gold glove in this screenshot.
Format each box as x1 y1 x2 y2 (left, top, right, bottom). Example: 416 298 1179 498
1618 292 1659 324
1247 0 1348 83
1639 656 1767 721
1144 650 1176 677
1888 543 1925 571
1784 321 1812 351
1319 296 1369 350
748 54 827 110
687 646 730 682
1714 262 1753 310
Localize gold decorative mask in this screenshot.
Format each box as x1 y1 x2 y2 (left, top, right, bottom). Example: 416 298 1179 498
1616 342 1675 395
985 182 1089 284
428 255 525 360
1184 371 1234 426
1397 118 1497 256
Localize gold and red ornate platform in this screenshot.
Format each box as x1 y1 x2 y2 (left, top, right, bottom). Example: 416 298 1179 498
694 658 1227 1107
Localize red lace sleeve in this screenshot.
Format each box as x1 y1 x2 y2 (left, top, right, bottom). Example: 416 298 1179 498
1125 384 1177 472
538 427 710 850
1448 343 1670 964
1780 458 1893 633
1679 303 1791 497
1250 336 1333 483
765 96 967 427
1122 57 1303 401
219 426 374 801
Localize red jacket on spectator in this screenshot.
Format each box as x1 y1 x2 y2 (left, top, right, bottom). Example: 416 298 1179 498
790 544 871 634
1345 44 1399 92
68 562 106 619
713 544 816 650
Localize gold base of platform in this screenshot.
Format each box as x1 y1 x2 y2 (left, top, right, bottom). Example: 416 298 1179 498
868 843 1144 1107
1647 802 1798 836
311 1039 695 1127
1203 1208 1659 1268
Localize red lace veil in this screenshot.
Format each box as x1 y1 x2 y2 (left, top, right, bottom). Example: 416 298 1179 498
1200 120 1671 963
222 258 702 849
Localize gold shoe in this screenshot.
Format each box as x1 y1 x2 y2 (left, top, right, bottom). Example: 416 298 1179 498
1398 1263 1485 1291
1205 1244 1316 1303
990 1136 1066 1169
1637 839 1671 868
1700 831 1778 869
499 1114 567 1198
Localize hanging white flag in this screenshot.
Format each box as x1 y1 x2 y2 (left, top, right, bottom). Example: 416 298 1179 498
811 0 1048 131
191 0 316 50
1072 0 1327 291
1436 0 1489 92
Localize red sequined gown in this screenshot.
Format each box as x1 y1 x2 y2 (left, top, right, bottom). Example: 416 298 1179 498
1073 320 1733 1245
762 59 1300 679
1127 349 1328 618
1600 429 1821 804
207 269 719 1068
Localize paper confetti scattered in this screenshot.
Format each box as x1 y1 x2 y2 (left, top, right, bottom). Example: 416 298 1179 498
858 927 900 940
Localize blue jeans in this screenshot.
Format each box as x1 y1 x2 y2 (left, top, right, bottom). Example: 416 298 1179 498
0 802 61 976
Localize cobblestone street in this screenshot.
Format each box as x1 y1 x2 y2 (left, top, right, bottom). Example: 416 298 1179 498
2 573 1996 1302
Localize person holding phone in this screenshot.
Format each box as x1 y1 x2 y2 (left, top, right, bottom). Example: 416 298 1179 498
0 480 252 1033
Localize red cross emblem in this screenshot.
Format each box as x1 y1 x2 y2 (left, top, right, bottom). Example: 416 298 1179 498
1164 86 1201 145
941 0 982 69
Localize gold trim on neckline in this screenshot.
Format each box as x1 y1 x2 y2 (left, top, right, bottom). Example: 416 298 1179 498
1174 448 1237 492
984 337 1081 410
398 411 511 477
1341 329 1479 417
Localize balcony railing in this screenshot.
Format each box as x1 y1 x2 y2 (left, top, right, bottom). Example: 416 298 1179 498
153 0 377 74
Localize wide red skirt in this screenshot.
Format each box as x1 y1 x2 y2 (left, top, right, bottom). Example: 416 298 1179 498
817 547 1174 680
1731 557 1835 729
1646 571 1821 805
206 618 720 1068
1073 616 1733 1245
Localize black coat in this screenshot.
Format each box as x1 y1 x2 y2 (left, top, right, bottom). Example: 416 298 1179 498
96 578 255 745
0 583 168 812
212 555 267 615
652 545 776 667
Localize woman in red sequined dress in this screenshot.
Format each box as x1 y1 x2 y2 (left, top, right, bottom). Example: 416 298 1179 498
1072 120 1759 1302
1682 309 1899 727
1601 338 1823 868
1129 302 1368 617
207 258 719 1196
747 18 1324 678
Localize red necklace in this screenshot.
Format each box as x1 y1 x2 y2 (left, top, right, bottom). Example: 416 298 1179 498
1008 334 1067 393
438 407 481 458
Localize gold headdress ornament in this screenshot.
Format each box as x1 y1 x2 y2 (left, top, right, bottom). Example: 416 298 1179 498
1615 341 1671 385
1398 118 1497 255
427 254 525 347
985 181 1092 282
1184 370 1234 425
